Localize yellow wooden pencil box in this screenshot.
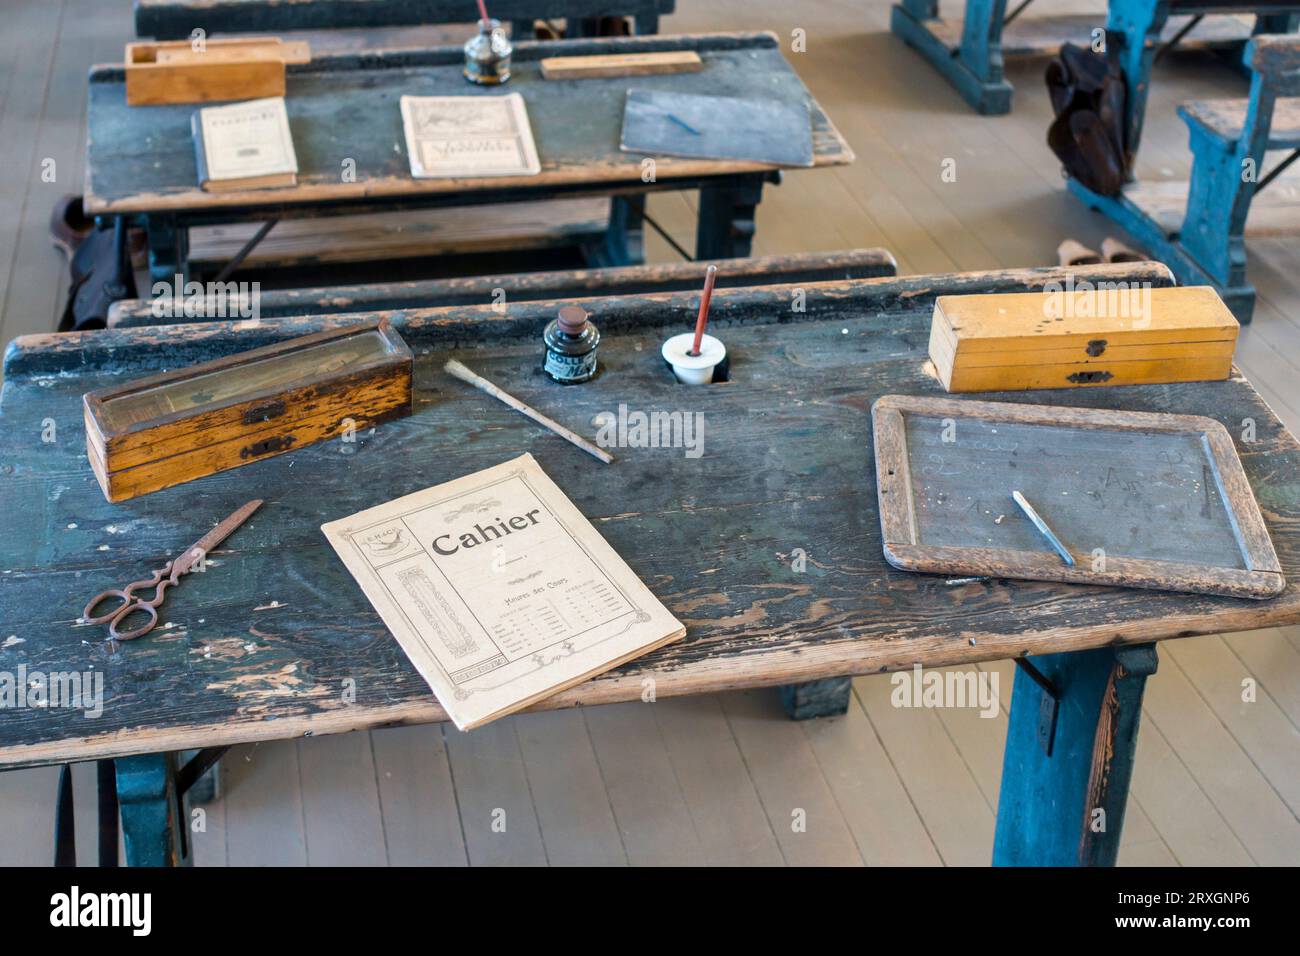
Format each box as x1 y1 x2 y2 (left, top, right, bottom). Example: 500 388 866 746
83 319 412 503
928 285 1239 393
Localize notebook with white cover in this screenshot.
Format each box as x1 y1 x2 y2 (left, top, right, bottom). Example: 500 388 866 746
399 93 541 178
192 96 298 191
321 454 684 729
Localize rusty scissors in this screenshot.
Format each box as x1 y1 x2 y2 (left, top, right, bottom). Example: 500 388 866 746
83 500 262 641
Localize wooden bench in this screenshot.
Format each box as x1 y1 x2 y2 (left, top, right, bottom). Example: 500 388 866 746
9 259 1300 868
107 248 899 326
891 0 1295 116
134 0 677 40
1069 33 1300 322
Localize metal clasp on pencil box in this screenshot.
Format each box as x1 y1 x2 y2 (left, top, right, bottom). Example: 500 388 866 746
464 19 512 85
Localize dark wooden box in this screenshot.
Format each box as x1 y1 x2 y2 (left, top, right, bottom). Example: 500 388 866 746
83 319 412 502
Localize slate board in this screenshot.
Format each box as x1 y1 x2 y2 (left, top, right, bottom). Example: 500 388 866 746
872 395 1285 599
619 88 814 167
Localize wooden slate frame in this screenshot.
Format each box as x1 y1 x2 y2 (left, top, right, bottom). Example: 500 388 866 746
873 394 1285 599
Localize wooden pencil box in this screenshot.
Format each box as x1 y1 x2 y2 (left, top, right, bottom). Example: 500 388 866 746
125 37 311 106
929 285 1239 393
84 320 412 502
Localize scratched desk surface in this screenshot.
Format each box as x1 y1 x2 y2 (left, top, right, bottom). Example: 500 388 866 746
3 263 1300 768
84 32 852 216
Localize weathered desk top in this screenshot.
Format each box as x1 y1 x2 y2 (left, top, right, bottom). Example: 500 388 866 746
134 0 677 39
85 32 852 216
4 262 1300 769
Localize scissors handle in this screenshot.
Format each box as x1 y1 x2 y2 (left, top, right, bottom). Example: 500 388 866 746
83 562 175 641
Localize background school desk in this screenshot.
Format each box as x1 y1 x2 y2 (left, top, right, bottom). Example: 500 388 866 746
84 32 852 288
4 261 1300 867
133 0 678 40
891 0 1296 115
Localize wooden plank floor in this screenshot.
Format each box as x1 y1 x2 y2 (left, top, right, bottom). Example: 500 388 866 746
1 0 1298 866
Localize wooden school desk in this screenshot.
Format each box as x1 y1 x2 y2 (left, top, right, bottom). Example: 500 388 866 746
4 261 1299 867
83 32 853 287
133 0 678 41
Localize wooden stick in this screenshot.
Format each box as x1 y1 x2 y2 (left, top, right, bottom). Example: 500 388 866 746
690 264 718 357
444 359 614 464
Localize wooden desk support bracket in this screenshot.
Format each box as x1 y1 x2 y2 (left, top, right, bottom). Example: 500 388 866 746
994 643 1159 866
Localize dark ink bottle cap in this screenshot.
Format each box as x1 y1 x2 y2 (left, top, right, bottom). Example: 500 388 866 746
543 306 600 384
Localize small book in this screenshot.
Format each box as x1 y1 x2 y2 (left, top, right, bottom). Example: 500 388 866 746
399 93 541 179
321 454 684 730
192 96 298 191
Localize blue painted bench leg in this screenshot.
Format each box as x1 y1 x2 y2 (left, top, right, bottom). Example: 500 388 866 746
696 173 768 260
780 677 853 720
993 643 1158 866
891 0 1014 115
1067 173 1257 323
116 752 190 867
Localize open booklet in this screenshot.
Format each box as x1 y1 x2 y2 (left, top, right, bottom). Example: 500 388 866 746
321 454 684 729
399 92 541 178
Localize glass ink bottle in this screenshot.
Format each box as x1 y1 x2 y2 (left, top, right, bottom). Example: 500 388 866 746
543 305 600 384
464 19 512 85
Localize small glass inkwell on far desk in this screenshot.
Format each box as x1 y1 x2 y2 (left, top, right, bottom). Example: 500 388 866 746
464 1 512 85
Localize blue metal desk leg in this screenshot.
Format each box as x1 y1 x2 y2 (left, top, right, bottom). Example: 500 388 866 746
993 643 1158 866
116 753 190 867
891 0 1015 115
779 677 853 719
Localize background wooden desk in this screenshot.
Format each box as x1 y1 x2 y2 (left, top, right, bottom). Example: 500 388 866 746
133 0 678 40
84 32 853 284
3 260 1298 865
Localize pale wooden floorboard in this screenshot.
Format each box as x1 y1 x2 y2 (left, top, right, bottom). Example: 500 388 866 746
1224 628 1300 729
511 708 629 866
440 718 549 866
854 673 996 866
800 684 944 865
1142 657 1300 866
221 740 308 865
650 695 784 866
369 725 468 866
719 689 864 866
2 0 1299 867
296 731 387 865
581 701 706 867
0 0 61 347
